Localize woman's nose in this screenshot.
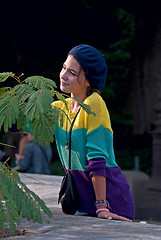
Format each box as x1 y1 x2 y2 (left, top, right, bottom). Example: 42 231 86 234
60 69 67 80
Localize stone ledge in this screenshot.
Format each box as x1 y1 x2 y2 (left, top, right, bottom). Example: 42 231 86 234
19 173 63 208
19 171 151 219
5 208 161 240
2 173 159 240
122 170 150 219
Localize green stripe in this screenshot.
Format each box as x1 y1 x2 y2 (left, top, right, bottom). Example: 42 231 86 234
55 125 117 171
86 126 117 167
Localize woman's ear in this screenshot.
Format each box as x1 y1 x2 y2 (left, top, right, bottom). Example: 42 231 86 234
85 79 90 87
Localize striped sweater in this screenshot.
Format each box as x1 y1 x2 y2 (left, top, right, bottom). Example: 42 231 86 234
52 92 135 217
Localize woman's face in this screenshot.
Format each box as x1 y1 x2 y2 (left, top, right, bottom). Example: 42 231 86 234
60 55 90 98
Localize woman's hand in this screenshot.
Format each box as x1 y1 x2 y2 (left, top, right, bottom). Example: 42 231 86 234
15 153 24 166
97 210 132 222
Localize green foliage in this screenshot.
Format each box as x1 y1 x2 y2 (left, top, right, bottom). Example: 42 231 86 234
25 76 57 90
0 72 15 83
102 8 135 128
0 163 53 234
0 73 94 145
81 0 103 9
71 97 96 116
0 72 95 234
0 92 19 132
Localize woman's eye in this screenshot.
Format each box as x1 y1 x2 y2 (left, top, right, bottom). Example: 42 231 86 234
70 71 76 76
61 65 77 76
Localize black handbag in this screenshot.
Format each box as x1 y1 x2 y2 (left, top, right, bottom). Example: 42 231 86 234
58 108 81 215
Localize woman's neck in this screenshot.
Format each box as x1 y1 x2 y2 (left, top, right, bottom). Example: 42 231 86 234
70 93 87 113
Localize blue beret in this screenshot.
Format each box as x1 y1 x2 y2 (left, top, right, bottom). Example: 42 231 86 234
68 44 107 89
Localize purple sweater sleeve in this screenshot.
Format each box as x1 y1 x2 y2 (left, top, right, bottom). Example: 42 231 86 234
85 157 108 177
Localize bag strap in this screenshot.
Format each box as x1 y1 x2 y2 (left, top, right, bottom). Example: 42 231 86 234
68 107 81 171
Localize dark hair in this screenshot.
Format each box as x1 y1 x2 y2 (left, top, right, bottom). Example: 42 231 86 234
86 86 101 97
72 55 101 97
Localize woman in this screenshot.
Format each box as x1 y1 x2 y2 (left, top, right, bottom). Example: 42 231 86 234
52 44 135 221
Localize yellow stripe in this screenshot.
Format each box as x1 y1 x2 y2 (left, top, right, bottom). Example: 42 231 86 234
51 93 113 134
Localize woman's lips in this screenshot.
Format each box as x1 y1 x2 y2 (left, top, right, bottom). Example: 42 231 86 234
61 81 69 86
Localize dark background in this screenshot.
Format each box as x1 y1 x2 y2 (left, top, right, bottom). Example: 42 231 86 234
0 1 124 76
1 0 158 175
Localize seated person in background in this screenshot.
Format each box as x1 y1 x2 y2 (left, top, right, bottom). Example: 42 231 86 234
18 133 31 156
15 134 52 174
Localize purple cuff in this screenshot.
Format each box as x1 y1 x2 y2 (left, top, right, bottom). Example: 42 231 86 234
85 157 107 177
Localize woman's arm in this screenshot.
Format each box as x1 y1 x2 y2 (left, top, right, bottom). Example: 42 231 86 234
15 145 32 171
91 174 132 222
18 135 30 155
91 175 106 201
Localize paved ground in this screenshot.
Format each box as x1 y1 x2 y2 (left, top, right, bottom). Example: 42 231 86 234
4 173 161 240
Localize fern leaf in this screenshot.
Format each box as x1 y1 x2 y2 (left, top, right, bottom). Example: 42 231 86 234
31 201 37 223
5 200 20 225
35 206 42 224
55 92 69 111
16 110 27 133
21 194 27 219
31 191 53 218
0 158 53 234
25 201 30 221
25 76 57 90
18 178 52 219
0 172 20 233
0 92 19 132
15 95 27 133
15 173 53 219
7 214 16 234
26 198 33 221
14 185 22 214
0 72 14 82
0 163 53 232
28 112 56 146
12 169 21 182
71 96 96 116
0 87 11 97
0 198 6 231
25 89 53 121
24 89 56 145
11 84 34 101
52 106 71 126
